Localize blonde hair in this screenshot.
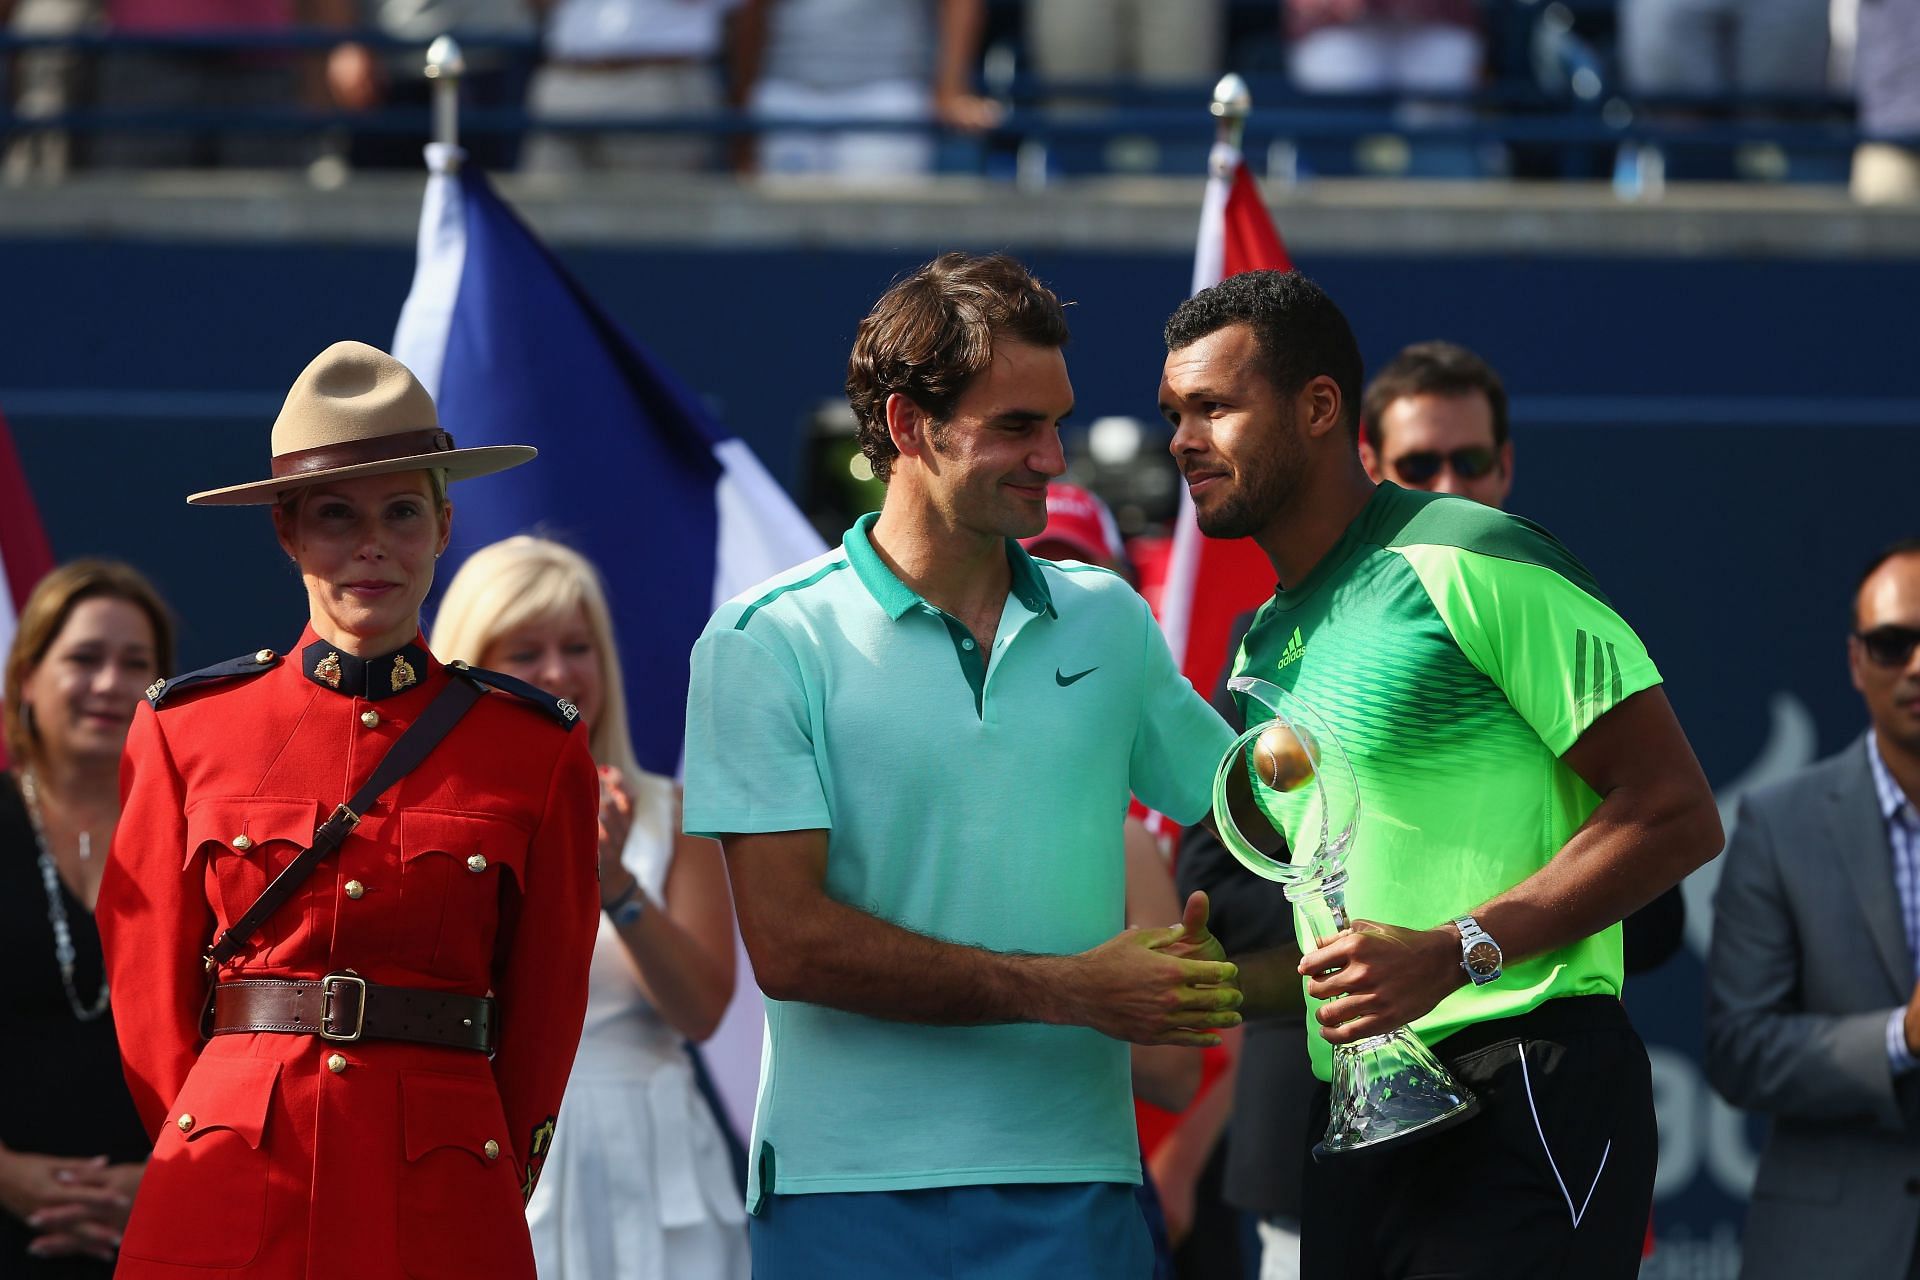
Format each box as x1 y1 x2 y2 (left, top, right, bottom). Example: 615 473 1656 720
430 536 647 797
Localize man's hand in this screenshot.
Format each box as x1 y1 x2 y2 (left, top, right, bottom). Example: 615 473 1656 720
1154 891 1228 965
1903 980 1920 1057
1299 920 1464 1045
1059 897 1241 1048
933 89 1002 132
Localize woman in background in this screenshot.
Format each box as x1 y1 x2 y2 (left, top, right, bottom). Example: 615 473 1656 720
434 535 747 1280
0 561 172 1275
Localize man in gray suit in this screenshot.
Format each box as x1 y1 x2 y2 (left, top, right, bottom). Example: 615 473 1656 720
1707 538 1920 1278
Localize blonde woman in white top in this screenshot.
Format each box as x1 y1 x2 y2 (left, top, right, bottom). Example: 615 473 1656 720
433 536 747 1280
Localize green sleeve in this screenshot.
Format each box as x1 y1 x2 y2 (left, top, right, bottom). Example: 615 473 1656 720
1395 542 1661 756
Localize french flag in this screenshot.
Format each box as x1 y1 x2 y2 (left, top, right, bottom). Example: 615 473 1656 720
1157 138 1293 705
391 143 824 1144
0 408 56 766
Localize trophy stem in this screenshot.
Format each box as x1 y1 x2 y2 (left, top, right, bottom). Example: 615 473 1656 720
1284 871 1350 945
1286 875 1480 1159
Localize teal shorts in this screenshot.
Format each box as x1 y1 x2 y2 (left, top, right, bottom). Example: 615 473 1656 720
750 1182 1152 1280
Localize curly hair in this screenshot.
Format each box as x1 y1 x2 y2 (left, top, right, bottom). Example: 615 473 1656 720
1163 270 1363 441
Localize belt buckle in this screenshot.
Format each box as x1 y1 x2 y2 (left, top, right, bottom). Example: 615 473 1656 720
319 972 368 1042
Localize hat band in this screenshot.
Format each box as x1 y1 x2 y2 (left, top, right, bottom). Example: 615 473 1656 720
271 428 456 479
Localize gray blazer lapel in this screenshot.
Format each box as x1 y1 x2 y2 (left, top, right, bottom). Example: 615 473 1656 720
1833 736 1911 991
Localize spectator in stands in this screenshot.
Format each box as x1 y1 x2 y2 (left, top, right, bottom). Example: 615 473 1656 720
731 0 998 180
1852 0 1920 203
1621 0 1830 106
1284 0 1484 98
521 0 738 174
88 0 353 168
328 0 536 170
1024 0 1224 94
3 0 88 180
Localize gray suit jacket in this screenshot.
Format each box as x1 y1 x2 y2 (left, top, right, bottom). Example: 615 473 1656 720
1706 737 1920 1280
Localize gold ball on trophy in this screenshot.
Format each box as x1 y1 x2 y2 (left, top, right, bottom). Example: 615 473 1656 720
1252 724 1315 792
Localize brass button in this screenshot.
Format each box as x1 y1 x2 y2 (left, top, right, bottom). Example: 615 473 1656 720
255 649 275 664
360 710 380 729
344 879 365 899
232 834 254 851
176 1113 195 1132
326 1053 348 1074
466 854 487 873
484 1140 500 1160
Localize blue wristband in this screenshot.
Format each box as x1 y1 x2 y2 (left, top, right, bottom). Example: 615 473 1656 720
603 877 645 927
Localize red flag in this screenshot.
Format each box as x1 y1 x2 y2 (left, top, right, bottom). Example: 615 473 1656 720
0 408 55 765
1157 143 1293 716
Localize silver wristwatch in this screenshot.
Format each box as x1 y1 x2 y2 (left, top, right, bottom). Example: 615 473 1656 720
1453 915 1503 986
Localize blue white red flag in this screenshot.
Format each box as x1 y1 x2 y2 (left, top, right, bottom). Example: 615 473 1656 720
392 143 823 1143
0 407 56 766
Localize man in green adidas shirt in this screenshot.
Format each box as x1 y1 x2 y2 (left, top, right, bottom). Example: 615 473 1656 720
1157 271 1724 1278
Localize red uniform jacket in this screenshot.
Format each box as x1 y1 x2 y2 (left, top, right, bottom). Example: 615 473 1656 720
97 629 599 1279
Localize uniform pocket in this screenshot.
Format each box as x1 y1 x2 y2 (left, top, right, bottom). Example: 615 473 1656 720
396 810 530 977
119 1056 280 1269
397 1072 532 1280
184 796 322 948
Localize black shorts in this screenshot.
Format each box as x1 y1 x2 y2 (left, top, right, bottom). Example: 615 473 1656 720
1301 996 1656 1280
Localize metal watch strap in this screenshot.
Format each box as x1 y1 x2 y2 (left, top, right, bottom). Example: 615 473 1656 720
204 674 485 969
1453 914 1500 983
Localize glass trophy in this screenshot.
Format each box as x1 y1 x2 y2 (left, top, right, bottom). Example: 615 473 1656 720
1212 676 1478 1158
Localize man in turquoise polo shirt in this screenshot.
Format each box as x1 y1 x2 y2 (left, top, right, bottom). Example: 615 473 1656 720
682 252 1240 1279
1157 270 1724 1278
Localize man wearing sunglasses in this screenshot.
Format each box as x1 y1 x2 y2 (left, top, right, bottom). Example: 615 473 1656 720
1706 539 1920 1280
1356 340 1512 510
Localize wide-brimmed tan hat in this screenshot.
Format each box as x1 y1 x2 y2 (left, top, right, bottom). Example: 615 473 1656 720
187 341 535 506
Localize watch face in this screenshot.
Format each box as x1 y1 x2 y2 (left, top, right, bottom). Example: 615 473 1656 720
1465 941 1501 975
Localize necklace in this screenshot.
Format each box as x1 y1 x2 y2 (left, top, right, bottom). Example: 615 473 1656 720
19 770 112 1022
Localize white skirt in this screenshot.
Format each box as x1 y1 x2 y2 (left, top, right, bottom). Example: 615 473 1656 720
528 1049 749 1280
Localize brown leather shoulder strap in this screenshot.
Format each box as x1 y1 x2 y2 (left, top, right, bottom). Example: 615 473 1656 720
205 673 486 969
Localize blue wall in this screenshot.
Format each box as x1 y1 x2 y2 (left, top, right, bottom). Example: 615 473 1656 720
5 233 1917 1270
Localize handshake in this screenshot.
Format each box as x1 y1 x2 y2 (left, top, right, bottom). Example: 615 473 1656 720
1044 891 1243 1048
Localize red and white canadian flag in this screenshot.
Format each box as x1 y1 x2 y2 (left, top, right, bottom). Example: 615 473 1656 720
0 407 55 765
1157 140 1294 707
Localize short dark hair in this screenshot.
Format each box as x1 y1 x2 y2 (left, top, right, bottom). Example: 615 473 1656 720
1162 270 1364 440
1361 341 1509 451
845 253 1071 483
1853 537 1920 628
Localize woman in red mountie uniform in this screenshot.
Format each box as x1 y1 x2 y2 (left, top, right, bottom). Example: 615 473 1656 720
96 341 600 1280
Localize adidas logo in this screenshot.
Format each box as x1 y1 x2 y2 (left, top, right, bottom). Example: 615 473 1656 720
1276 627 1306 670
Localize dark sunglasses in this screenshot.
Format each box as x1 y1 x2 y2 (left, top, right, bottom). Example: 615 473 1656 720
1855 625 1920 668
1390 447 1499 485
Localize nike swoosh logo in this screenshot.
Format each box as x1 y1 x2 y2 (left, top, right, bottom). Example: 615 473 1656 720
1056 667 1097 687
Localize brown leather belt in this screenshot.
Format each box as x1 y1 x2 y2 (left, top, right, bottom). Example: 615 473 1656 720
209 974 495 1053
